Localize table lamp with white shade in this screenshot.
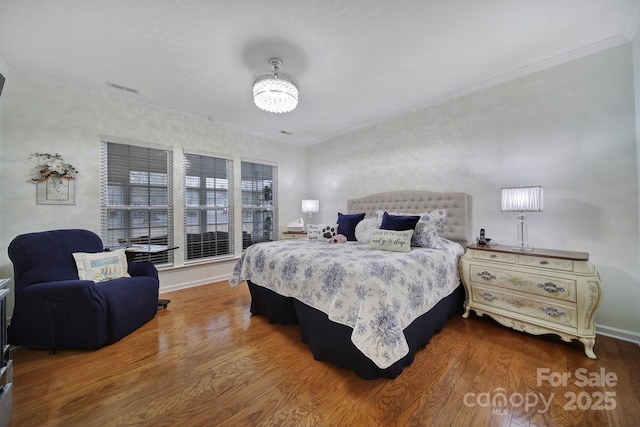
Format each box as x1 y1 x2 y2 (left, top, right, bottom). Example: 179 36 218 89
501 186 543 251
301 199 319 231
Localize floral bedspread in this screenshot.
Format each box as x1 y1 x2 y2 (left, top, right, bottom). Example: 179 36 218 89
229 238 464 369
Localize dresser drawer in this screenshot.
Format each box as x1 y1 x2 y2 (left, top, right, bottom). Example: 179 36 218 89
472 250 516 264
472 286 577 328
282 232 308 240
517 254 574 272
469 265 576 302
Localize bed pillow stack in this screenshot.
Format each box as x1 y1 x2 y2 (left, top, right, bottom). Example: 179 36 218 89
375 209 448 249
335 209 448 248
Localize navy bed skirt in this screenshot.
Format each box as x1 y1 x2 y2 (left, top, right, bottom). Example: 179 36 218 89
246 281 464 379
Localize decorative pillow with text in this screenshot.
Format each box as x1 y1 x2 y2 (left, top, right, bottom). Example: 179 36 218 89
307 223 338 240
369 229 413 253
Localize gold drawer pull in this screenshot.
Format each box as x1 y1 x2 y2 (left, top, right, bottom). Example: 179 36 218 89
539 306 567 317
476 271 496 281
537 282 565 293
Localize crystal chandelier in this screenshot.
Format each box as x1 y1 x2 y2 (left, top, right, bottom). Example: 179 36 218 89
252 58 299 113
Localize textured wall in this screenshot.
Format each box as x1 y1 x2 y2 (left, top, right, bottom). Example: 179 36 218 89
0 75 307 302
1 43 638 338
308 44 640 335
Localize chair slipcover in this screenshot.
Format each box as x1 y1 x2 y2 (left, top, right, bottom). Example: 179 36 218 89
8 229 159 350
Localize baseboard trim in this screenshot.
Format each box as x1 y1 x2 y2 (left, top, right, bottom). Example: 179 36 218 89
158 273 232 294
596 324 640 346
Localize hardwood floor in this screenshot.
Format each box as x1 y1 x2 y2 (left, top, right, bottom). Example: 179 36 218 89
8 281 640 427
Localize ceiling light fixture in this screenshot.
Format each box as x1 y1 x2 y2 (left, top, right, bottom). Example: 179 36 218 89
252 57 299 113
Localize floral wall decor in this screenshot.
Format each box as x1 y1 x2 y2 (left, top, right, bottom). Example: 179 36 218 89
29 153 78 205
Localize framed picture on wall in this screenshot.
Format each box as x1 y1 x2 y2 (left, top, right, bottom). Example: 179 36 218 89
36 178 76 205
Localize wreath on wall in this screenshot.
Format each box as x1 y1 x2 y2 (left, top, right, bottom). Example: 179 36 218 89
28 153 78 182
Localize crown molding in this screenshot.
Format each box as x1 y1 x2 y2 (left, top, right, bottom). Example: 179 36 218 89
420 35 631 112
622 2 640 40
306 35 632 146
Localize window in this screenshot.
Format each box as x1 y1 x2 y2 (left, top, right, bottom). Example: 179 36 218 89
183 153 234 261
101 141 173 265
241 161 277 245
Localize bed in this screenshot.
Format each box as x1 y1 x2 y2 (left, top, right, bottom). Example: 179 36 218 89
229 190 471 379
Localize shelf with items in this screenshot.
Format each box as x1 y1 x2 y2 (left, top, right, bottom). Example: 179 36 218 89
241 166 276 245
242 206 275 243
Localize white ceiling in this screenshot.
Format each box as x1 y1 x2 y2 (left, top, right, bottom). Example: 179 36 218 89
1 0 639 146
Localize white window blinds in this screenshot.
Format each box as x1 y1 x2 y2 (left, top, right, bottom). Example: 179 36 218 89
183 153 234 260
100 141 174 265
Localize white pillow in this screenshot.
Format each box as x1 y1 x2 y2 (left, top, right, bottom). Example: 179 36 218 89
307 223 338 240
73 249 130 283
369 229 413 253
355 217 378 243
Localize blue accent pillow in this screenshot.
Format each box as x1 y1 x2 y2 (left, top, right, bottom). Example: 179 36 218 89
337 212 365 241
380 212 420 232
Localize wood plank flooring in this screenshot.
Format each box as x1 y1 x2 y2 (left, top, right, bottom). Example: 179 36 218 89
7 281 640 426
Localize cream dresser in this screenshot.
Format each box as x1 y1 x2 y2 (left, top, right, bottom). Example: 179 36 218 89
459 244 602 359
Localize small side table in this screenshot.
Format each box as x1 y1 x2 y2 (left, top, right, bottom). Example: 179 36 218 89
459 244 602 358
124 244 179 263
106 245 177 309
282 231 308 240
125 246 178 309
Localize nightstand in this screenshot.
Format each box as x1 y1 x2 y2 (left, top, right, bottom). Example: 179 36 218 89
282 231 308 240
459 244 602 359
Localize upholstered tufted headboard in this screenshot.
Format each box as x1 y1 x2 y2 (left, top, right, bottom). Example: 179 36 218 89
347 190 471 247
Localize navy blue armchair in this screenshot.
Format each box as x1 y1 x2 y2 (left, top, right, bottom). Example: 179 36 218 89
8 229 159 351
